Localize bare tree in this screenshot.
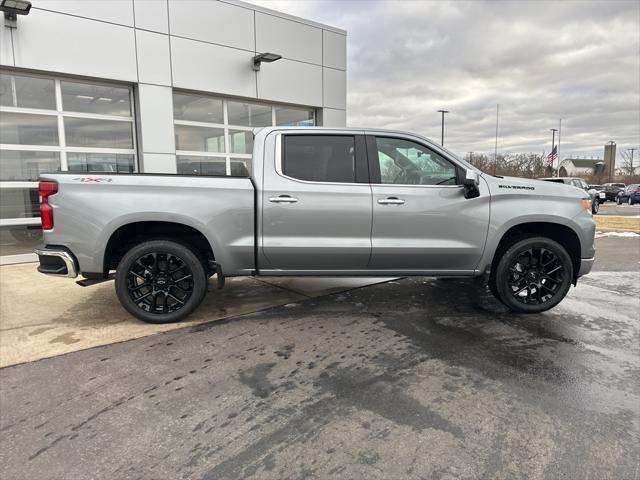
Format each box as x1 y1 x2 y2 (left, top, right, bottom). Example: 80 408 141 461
466 152 548 178
620 149 637 177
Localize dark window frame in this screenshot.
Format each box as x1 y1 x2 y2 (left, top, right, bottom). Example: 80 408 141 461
281 133 369 184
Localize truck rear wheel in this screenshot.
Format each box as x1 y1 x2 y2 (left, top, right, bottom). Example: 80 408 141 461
115 240 207 323
492 236 573 313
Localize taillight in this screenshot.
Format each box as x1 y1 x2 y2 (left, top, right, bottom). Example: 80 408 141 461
39 180 58 230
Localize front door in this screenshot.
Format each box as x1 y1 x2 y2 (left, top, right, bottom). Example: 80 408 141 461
367 134 490 272
261 132 372 271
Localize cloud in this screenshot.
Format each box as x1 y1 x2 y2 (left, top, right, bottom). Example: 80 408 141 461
249 0 639 161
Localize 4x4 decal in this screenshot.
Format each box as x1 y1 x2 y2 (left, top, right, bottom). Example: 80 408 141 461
72 177 114 183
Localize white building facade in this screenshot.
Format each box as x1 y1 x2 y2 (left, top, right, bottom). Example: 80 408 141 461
0 0 347 263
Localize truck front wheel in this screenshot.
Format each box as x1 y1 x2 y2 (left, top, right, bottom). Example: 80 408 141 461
492 236 573 313
115 240 207 323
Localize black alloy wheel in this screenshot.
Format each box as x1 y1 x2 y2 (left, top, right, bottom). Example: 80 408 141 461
115 240 207 323
127 252 194 314
493 236 573 313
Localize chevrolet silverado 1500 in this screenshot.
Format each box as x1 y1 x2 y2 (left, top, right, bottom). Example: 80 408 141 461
36 127 596 323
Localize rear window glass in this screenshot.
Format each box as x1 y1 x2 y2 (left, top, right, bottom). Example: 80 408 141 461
282 135 355 183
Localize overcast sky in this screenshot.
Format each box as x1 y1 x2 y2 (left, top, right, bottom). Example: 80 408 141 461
249 0 639 162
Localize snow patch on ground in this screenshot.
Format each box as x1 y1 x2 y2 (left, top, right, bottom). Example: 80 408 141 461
595 231 640 238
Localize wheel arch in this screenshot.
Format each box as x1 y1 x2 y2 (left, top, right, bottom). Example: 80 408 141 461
488 221 582 282
103 220 216 275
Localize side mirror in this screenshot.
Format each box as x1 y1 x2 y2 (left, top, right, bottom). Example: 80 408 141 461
463 169 480 199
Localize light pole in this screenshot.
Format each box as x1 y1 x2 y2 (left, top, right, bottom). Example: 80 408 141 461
468 151 474 163
437 109 449 146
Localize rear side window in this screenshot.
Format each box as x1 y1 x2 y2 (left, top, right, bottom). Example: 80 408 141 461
282 135 356 183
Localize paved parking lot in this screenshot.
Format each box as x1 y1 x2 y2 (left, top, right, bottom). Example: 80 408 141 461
598 202 640 216
0 271 391 368
0 237 639 479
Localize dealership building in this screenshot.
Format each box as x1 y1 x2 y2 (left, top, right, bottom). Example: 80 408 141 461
0 0 347 264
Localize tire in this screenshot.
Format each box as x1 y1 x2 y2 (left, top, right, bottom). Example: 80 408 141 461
592 199 599 214
629 197 634 206
617 197 623 205
492 236 573 313
115 240 207 323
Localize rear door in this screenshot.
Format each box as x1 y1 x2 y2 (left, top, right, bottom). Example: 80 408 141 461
366 134 490 272
261 132 372 271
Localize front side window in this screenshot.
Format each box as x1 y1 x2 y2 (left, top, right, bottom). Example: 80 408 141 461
282 135 355 183
375 137 457 185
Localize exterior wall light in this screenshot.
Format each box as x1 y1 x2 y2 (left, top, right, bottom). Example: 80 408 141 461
1 0 31 27
252 52 282 71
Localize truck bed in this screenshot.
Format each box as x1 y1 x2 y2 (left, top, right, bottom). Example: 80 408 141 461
39 173 256 276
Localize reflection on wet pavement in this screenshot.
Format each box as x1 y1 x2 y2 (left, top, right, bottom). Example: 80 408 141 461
1 271 638 479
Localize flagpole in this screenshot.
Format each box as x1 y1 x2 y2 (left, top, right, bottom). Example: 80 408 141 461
549 128 557 175
557 119 562 177
493 104 499 175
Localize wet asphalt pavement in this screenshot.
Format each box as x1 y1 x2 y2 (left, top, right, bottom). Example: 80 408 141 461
1 240 639 480
598 203 640 216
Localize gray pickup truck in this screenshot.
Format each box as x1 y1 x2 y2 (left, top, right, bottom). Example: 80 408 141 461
36 127 596 323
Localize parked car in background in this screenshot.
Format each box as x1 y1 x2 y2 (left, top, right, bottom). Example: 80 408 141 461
602 183 626 202
616 184 640 205
588 185 606 204
539 177 602 214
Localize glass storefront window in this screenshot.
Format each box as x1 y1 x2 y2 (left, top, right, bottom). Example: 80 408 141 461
0 73 56 110
175 124 225 152
61 81 131 116
67 153 134 173
0 188 39 219
229 157 251 176
173 91 315 177
228 130 253 154
173 93 224 124
177 155 227 176
0 74 11 107
0 112 59 146
227 100 271 127
0 225 43 256
0 150 61 181
275 107 315 126
64 117 134 149
0 71 137 262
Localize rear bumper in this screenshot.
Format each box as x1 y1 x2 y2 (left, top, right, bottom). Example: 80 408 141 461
34 246 78 278
578 257 594 277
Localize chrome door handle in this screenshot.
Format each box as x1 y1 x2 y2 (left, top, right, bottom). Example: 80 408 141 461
269 195 298 204
378 197 405 205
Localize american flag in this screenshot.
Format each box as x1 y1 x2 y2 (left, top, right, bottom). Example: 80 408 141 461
544 145 557 167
